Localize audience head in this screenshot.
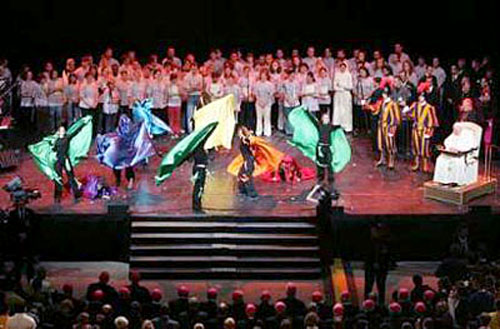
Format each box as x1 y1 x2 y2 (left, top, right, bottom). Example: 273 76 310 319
286 282 297 297
177 285 189 298
114 316 129 329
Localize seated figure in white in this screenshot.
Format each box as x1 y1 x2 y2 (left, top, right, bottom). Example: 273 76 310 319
433 122 483 186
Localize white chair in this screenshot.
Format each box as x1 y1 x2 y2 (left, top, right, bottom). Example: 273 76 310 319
433 122 483 186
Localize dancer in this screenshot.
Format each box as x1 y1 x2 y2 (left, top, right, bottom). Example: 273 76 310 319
404 82 439 173
227 127 284 178
96 115 155 190
260 155 315 184
288 107 351 198
236 126 258 199
28 116 93 204
316 113 340 196
191 143 208 213
365 86 401 169
132 99 172 137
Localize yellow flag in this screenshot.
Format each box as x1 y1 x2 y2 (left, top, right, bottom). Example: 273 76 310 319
193 95 236 150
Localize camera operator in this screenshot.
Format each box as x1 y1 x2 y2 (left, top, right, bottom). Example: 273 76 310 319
2 176 41 281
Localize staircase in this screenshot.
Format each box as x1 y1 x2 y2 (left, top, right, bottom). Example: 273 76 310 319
129 216 322 280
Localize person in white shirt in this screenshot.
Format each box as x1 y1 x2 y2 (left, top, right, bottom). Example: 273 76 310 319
162 46 182 68
401 60 418 87
276 49 287 68
253 70 275 137
62 58 76 85
98 47 120 73
333 62 354 132
434 122 479 186
147 69 166 122
431 57 446 88
207 73 224 101
79 72 99 135
353 67 376 135
34 74 49 133
6 305 37 329
301 72 320 116
388 43 412 75
63 74 81 124
74 55 92 82
19 70 38 129
239 66 256 130
116 70 132 118
269 60 283 131
303 46 317 72
183 65 203 132
166 73 183 137
322 48 335 76
46 70 65 131
281 70 301 135
317 67 333 117
128 71 147 109
223 73 242 121
100 80 120 133
414 56 427 82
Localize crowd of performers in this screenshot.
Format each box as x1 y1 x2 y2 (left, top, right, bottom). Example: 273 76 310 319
1 43 495 211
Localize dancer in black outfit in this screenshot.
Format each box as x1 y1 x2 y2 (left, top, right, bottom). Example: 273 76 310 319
53 124 82 203
192 144 208 213
237 126 258 199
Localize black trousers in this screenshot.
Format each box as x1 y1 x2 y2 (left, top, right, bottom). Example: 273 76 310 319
113 167 135 187
240 101 256 131
54 160 80 200
353 104 370 133
192 168 206 210
364 263 388 305
238 159 258 197
316 145 335 190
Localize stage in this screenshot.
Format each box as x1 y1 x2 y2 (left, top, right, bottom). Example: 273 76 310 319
1 133 498 217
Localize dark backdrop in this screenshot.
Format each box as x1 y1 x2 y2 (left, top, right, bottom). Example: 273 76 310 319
1 0 499 70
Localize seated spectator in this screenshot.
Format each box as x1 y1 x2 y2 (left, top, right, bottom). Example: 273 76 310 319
152 303 180 329
5 303 37 329
86 272 118 306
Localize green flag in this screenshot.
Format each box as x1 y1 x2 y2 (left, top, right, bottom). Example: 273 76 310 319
155 122 218 186
288 107 351 173
28 116 93 184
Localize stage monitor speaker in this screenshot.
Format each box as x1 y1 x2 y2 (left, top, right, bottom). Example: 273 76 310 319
107 202 129 217
469 205 492 215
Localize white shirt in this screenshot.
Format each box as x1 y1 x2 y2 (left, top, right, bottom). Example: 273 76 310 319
101 87 119 114
78 82 99 109
63 84 79 104
301 82 319 112
19 80 38 107
6 313 37 329
147 80 166 109
253 81 275 107
433 67 447 88
317 77 333 105
166 83 182 107
183 73 203 96
281 80 301 108
47 78 65 106
116 79 131 107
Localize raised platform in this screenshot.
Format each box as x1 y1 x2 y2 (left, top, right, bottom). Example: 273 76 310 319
424 177 497 205
1 134 499 217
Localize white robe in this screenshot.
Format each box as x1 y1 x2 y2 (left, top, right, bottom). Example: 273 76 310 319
433 129 478 185
332 71 353 132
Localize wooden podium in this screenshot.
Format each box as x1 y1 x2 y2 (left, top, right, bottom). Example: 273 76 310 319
424 177 497 205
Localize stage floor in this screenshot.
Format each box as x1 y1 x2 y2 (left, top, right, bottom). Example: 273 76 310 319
1 134 498 216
